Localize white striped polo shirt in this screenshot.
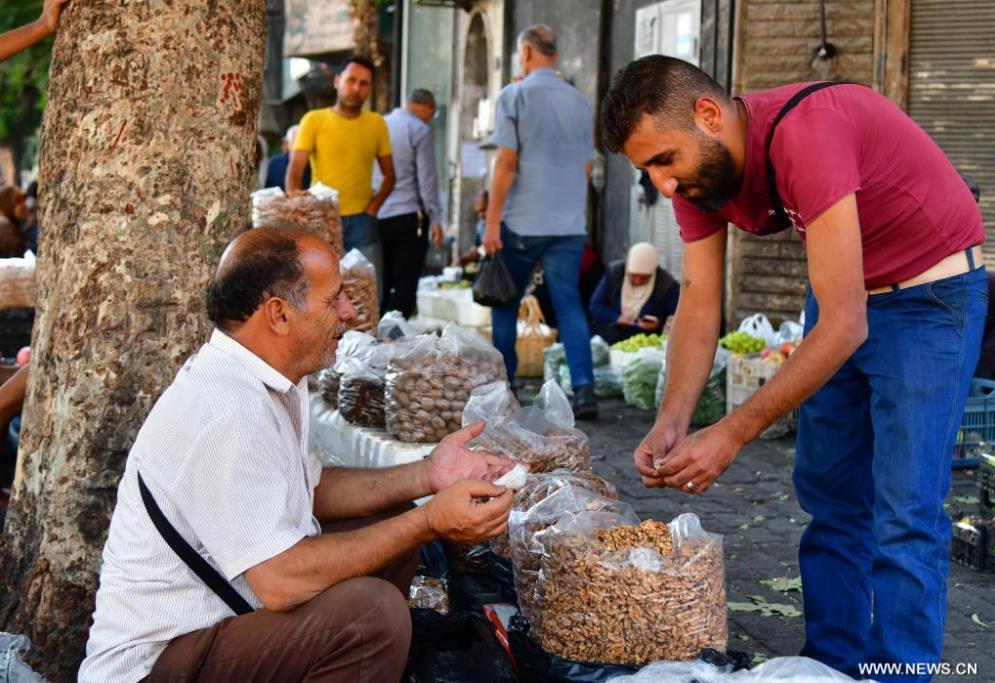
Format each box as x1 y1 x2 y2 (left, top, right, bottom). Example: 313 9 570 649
79 329 321 683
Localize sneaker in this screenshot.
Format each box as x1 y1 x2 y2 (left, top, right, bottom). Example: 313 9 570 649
571 383 599 421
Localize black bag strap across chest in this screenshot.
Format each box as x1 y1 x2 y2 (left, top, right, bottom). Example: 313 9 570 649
138 472 254 616
765 81 852 229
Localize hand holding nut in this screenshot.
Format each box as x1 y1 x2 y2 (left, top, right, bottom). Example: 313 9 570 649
423 479 513 544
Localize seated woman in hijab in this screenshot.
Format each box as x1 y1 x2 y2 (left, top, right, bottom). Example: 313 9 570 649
588 242 679 345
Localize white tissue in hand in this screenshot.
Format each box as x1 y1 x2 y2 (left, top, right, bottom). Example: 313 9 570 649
494 463 528 490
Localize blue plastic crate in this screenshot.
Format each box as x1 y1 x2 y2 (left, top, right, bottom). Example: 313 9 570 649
953 379 995 469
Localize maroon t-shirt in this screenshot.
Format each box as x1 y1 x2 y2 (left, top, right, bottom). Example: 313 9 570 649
674 82 984 289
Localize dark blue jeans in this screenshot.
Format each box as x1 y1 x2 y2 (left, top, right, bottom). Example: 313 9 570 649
794 267 987 682
492 225 593 388
341 212 383 299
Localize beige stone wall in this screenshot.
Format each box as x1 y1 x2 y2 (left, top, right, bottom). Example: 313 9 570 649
727 0 877 326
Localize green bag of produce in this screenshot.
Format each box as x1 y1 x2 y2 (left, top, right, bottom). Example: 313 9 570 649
655 347 728 426
543 343 566 383
591 335 611 368
557 362 623 399
622 348 666 410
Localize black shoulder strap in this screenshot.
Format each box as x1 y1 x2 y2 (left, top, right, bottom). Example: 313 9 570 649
137 472 254 616
765 81 852 228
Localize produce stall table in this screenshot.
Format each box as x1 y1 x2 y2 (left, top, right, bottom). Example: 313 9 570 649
308 392 435 469
416 287 491 327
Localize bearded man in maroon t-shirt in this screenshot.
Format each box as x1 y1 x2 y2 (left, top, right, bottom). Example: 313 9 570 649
602 56 986 682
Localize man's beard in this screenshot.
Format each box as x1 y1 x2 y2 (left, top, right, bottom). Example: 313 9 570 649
679 135 739 213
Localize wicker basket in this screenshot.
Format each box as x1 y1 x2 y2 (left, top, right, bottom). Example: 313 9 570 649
515 295 557 378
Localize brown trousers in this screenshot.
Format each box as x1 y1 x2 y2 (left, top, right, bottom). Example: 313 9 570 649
144 512 420 683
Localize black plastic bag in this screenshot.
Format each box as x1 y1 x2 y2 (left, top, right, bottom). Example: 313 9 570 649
405 608 518 683
473 256 518 307
508 614 637 682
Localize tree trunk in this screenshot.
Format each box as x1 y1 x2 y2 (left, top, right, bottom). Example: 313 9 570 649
349 0 391 113
0 2 266 679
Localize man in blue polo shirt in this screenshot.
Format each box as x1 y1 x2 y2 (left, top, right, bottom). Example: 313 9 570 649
483 23 598 419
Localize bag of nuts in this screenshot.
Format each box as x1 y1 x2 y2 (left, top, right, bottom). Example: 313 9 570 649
462 380 592 474
340 249 380 333
509 487 636 622
490 469 618 561
251 183 344 255
337 341 400 428
385 324 506 443
377 309 417 341
318 330 375 410
532 512 727 666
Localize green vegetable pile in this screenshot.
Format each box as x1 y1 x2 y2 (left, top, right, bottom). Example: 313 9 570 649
611 333 665 353
622 351 665 410
719 331 765 354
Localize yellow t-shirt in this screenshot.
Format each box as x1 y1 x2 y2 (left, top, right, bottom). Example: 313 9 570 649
294 109 392 216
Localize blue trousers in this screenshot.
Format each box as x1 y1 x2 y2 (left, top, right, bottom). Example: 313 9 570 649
492 225 593 388
795 267 987 682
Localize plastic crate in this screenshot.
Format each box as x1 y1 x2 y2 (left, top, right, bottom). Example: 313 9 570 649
726 353 798 439
980 453 995 515
950 517 990 571
954 379 995 468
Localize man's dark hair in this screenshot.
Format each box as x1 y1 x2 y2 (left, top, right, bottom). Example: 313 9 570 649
339 55 375 78
408 88 436 107
517 24 557 57
601 55 731 154
206 230 310 332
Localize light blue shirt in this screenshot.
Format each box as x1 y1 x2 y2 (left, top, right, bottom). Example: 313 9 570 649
377 108 444 224
490 68 595 236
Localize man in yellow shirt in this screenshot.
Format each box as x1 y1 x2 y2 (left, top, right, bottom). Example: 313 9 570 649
288 55 396 284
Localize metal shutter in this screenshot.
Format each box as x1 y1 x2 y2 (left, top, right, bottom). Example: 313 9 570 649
908 0 995 261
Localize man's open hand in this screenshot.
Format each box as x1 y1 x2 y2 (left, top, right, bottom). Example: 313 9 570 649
424 421 521 493
422 479 513 544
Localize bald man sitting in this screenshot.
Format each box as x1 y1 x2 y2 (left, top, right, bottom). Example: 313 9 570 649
81 228 517 683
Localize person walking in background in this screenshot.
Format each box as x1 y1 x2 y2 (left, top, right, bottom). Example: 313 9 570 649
377 89 445 317
287 55 395 286
589 242 679 345
264 125 310 192
484 24 598 420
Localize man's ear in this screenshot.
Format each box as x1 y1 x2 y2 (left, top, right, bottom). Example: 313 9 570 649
262 297 293 337
693 96 725 134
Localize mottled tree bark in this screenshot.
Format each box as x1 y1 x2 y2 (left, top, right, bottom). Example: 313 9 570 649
348 0 391 113
0 1 266 679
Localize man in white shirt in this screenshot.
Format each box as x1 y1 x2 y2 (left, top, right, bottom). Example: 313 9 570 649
80 227 517 683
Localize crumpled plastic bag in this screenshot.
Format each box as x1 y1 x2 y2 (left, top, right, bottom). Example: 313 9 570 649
378 309 417 341
608 655 871 682
0 632 47 683
738 314 776 348
462 380 591 473
339 249 379 333
338 340 412 428
317 330 375 409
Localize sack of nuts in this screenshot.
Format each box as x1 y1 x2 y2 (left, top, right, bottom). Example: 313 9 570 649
490 469 618 561
462 380 592 473
408 575 450 615
318 330 375 410
337 341 401 428
251 184 344 255
339 249 379 333
532 512 727 666
378 309 417 341
509 487 636 622
385 324 506 443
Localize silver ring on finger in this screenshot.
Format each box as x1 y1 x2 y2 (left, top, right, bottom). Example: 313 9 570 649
685 481 697 492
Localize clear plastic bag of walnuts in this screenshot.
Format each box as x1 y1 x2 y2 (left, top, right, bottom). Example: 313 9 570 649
489 469 618 561
408 575 450 615
251 184 344 255
340 249 379 334
385 324 506 443
338 340 411 428
318 330 375 410
509 486 635 622
532 512 727 666
462 380 592 473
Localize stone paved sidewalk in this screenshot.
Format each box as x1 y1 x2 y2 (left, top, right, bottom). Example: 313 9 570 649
572 396 995 682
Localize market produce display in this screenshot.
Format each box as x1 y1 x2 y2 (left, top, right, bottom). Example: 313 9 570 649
610 333 665 353
339 249 379 333
385 324 505 442
718 330 765 354
317 330 374 410
622 349 665 410
532 513 727 665
656 347 729 426
251 184 344 255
